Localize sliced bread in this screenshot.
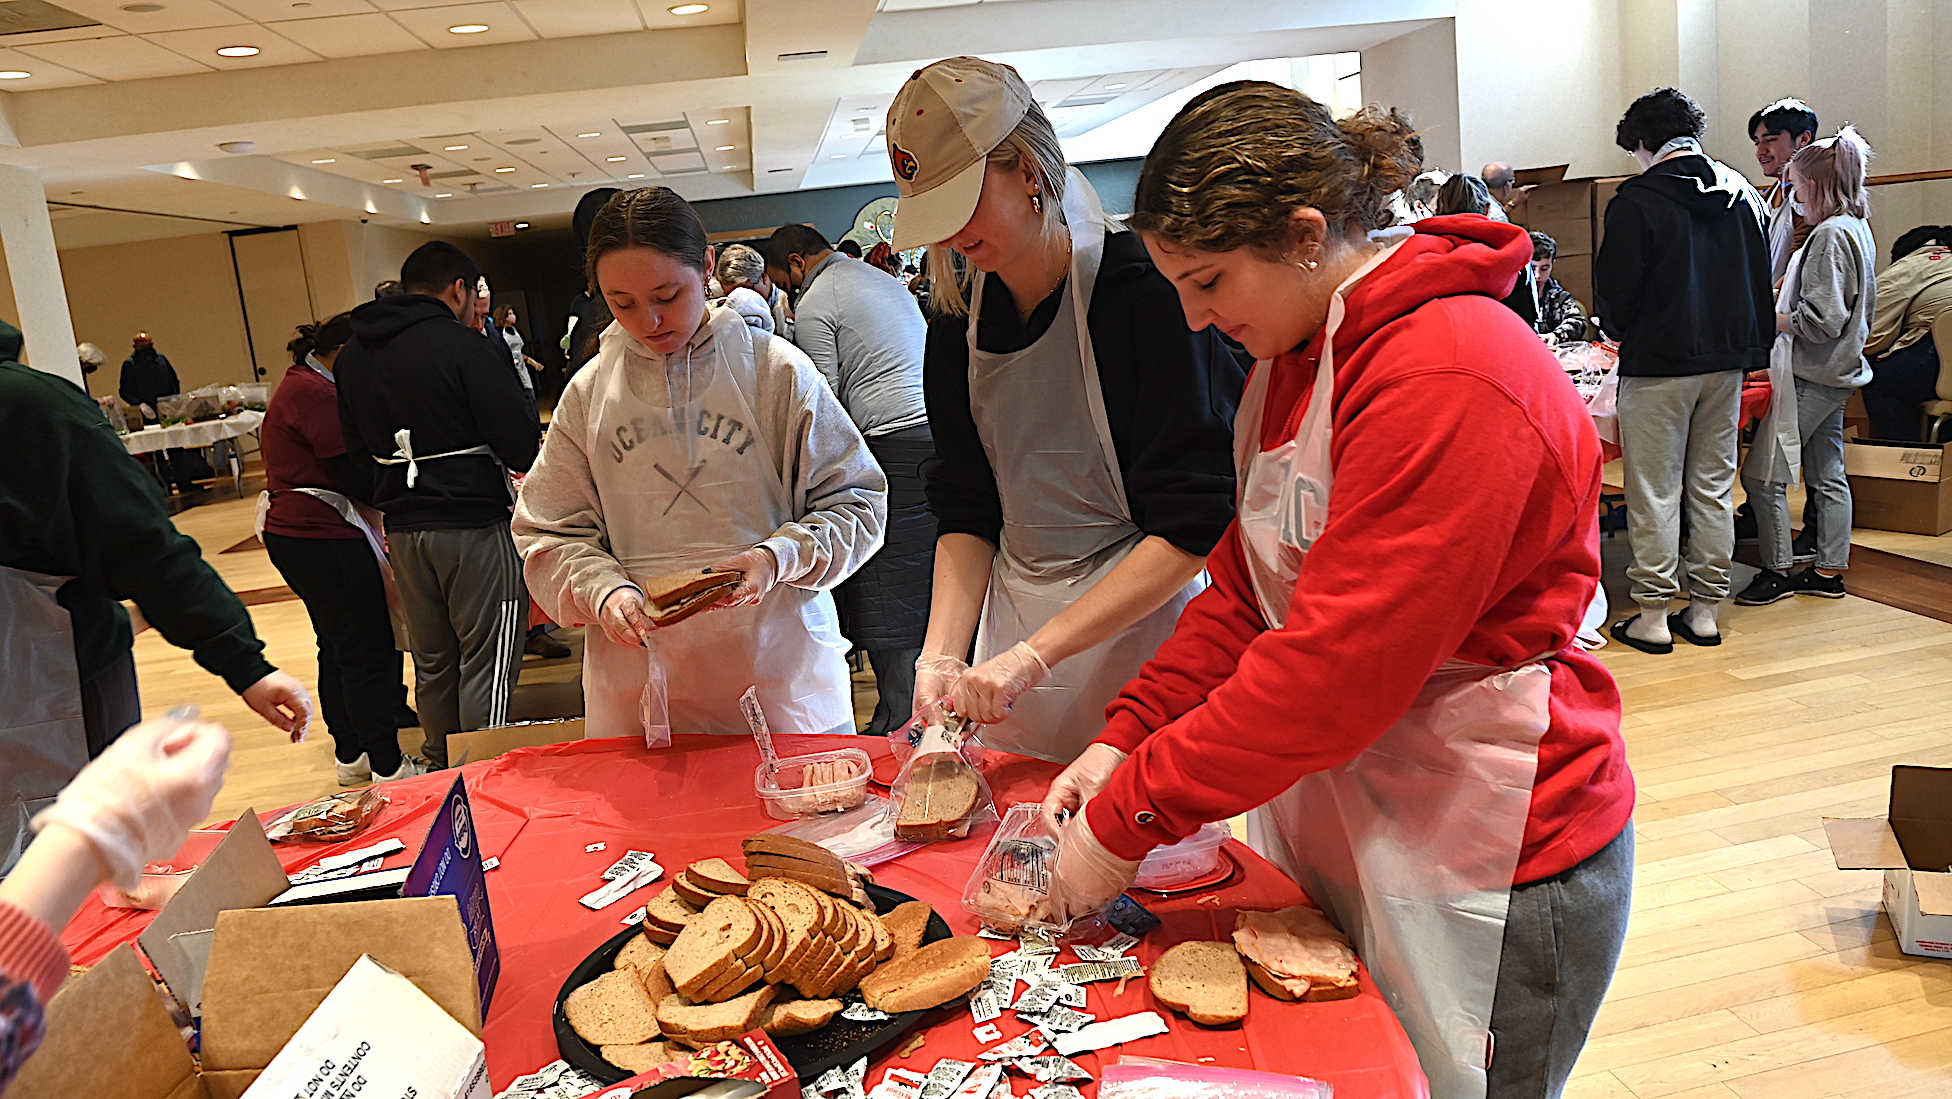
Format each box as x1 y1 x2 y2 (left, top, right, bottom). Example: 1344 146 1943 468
741 833 845 867
656 984 778 1049
893 757 981 841
760 998 842 1037
636 956 677 1005
664 894 765 1000
862 908 894 961
565 969 662 1046
671 870 723 909
643 890 699 933
1150 941 1249 1026
882 901 933 959
687 858 751 895
858 935 992 1013
744 853 852 897
615 934 666 976
601 1040 684 1073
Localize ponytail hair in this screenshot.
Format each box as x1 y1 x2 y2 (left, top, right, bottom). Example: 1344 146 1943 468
288 311 353 365
1129 81 1422 259
1789 125 1873 222
584 187 710 292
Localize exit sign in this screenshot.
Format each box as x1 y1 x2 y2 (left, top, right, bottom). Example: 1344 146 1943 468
490 221 515 238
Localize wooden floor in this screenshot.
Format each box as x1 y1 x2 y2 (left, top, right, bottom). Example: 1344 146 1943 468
132 474 1952 1097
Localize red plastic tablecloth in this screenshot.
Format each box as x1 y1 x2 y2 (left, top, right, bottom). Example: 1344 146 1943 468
64 735 1427 1098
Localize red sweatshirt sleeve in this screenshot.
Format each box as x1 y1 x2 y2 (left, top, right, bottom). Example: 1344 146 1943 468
0 901 69 1005
1089 314 1594 861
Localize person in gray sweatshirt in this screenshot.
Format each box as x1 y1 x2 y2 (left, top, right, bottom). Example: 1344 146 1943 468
1737 127 1876 606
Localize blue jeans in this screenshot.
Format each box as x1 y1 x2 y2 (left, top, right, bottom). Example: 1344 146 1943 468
1742 377 1853 572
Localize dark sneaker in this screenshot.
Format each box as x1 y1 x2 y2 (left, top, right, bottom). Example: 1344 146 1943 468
1791 569 1847 598
1735 568 1798 605
1734 503 1759 545
1790 530 1817 563
525 630 572 659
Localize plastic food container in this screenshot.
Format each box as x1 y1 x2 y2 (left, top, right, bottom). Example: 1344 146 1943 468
754 747 873 820
1133 821 1232 889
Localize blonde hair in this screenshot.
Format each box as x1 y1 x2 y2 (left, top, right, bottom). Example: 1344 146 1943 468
715 243 767 290
1789 125 1873 222
1129 82 1422 258
925 102 1069 318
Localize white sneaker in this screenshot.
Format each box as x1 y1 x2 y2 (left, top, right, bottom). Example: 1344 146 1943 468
374 755 430 783
335 753 372 786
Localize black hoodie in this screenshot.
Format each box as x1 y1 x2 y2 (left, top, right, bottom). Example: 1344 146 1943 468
335 293 540 532
1594 153 1774 377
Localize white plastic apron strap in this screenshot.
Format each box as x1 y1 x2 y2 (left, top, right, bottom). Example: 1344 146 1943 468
374 427 494 488
1744 242 1806 487
257 487 411 650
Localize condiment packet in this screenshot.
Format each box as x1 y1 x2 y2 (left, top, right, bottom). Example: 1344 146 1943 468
620 908 645 926
947 1064 1004 1099
1103 895 1161 936
1014 982 1065 1016
1028 1086 1087 1099
1010 1056 1093 1084
600 850 658 881
481 857 501 871
803 1056 868 1099
1019 926 1060 955
971 1023 1003 1043
967 981 1008 1025
867 1067 928 1099
1058 984 1087 1008
289 838 406 883
1070 932 1139 962
1021 1006 1094 1034
1050 1011 1169 1057
978 1031 1051 1062
1054 958 1141 984
286 854 384 886
578 860 664 910
841 1001 893 1023
499 1059 565 1096
978 927 1015 941
916 1059 976 1099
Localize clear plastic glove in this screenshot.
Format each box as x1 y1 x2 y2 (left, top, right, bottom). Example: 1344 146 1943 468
241 671 313 742
710 546 779 609
32 712 232 891
1040 742 1128 838
912 652 970 720
1047 808 1143 926
599 585 655 648
950 640 1050 724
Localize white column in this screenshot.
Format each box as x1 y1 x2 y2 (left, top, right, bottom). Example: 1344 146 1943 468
0 163 80 387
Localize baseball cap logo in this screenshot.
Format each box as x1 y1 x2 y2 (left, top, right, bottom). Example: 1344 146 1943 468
891 141 919 182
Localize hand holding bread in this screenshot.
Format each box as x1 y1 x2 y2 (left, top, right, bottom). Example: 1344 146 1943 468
599 586 657 647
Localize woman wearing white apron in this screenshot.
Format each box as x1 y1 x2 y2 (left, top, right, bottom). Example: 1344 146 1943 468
886 57 1246 763
1042 84 1635 1099
514 188 886 738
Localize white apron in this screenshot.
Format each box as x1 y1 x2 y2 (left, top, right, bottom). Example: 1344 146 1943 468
1743 241 1805 487
967 169 1204 763
1235 245 1551 1099
580 310 852 739
0 566 89 876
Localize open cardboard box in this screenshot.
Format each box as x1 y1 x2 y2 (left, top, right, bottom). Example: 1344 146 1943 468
449 717 586 765
1823 765 1952 959
1843 438 1952 535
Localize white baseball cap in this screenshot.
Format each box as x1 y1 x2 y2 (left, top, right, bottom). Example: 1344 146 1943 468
885 57 1035 251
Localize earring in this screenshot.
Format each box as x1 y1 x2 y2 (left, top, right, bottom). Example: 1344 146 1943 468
1030 192 1044 215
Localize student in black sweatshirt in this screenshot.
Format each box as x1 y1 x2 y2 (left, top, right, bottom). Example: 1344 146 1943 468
0 319 311 757
336 242 540 768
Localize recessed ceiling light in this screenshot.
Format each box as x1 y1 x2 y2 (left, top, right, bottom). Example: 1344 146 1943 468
311 158 335 163
715 145 735 151
0 71 31 79
494 166 515 173
514 222 530 229
448 23 489 34
530 183 548 188
216 46 261 57
830 154 846 159
627 173 646 178
668 4 709 14
707 118 730 125
435 192 453 197
383 177 404 183
1104 82 1127 90
606 156 627 162
444 145 468 151
577 132 601 138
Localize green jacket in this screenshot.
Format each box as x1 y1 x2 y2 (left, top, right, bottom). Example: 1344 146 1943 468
0 339 274 693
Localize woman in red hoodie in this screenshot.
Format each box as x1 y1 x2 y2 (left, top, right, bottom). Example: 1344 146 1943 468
1041 83 1635 1099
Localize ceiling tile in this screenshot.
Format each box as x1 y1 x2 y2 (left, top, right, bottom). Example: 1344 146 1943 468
634 0 739 30
385 2 535 47
56 0 250 32
221 0 379 18
0 46 99 88
0 26 125 46
877 0 976 8
365 0 463 8
267 11 425 57
145 24 323 68
511 0 640 39
16 35 212 79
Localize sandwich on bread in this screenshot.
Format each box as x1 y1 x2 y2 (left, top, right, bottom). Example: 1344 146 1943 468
641 568 743 627
1231 905 1361 1002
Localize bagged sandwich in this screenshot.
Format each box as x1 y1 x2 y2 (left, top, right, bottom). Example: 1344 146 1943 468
885 708 995 842
961 802 1059 932
641 636 671 749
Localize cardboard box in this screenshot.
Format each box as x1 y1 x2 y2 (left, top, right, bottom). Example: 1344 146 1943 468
1524 179 1594 222
241 955 488 1099
1844 438 1945 482
449 717 586 765
1552 254 1594 311
1528 215 1592 257
572 1032 801 1099
1844 438 1952 535
1824 766 1952 959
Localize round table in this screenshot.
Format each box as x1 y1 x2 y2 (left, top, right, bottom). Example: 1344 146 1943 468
119 410 264 455
62 734 1429 1099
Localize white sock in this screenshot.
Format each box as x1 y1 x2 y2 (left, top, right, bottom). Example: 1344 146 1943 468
1682 599 1720 636
1627 603 1671 644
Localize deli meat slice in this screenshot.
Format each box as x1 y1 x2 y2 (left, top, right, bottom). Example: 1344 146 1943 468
1232 906 1360 1002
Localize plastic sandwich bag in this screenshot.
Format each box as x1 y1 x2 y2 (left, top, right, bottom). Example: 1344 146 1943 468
762 796 921 867
962 802 1058 932
640 635 671 749
884 706 996 843
1101 1058 1334 1099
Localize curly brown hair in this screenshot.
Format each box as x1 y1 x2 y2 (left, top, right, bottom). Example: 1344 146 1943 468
1129 82 1423 258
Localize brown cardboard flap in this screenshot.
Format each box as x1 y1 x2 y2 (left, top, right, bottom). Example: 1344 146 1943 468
1915 873 1952 917
200 895 480 1074
1889 765 1952 872
1823 817 1905 869
165 1078 212 1099
7 945 199 1099
138 810 288 1011
449 718 584 765
199 1071 259 1099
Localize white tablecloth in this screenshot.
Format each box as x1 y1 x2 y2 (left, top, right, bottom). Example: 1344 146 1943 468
121 410 263 455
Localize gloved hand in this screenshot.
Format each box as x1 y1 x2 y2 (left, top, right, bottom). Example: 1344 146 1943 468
711 546 780 609
950 641 1050 724
241 671 313 742
912 652 969 722
1040 742 1128 838
1047 807 1143 926
599 585 655 648
32 712 232 891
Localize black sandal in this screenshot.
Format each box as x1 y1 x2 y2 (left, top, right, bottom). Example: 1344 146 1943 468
1667 613 1723 647
1609 614 1674 655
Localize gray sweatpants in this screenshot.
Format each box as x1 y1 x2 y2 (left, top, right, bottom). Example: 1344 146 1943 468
1617 372 1742 609
391 524 527 767
1487 825 1634 1099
